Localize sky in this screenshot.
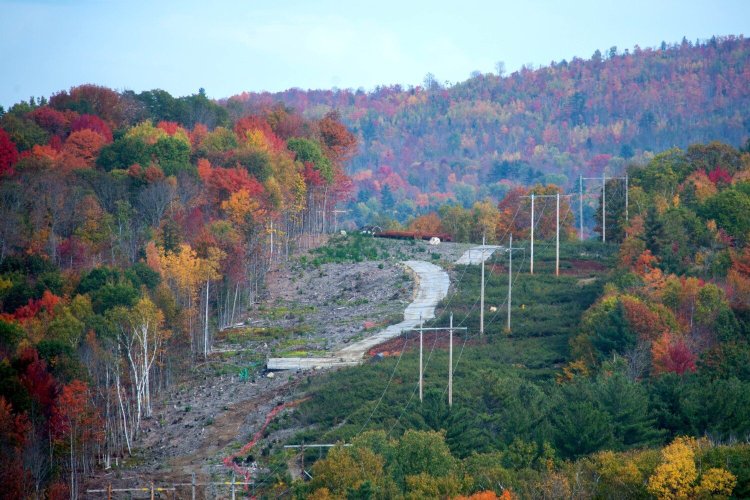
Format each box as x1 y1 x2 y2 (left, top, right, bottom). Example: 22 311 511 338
1 0 748 108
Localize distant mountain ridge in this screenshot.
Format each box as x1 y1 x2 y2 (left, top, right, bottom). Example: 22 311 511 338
224 35 750 215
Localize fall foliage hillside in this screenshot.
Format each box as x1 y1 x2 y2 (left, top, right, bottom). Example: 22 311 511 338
225 35 750 225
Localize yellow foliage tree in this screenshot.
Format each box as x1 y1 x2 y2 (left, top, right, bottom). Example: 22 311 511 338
221 189 264 227
647 437 736 499
153 243 224 354
555 359 590 384
244 129 273 152
647 437 697 499
404 472 463 499
307 487 334 500
593 450 644 497
125 120 168 145
472 200 501 242
308 445 385 498
694 468 737 499
681 170 717 203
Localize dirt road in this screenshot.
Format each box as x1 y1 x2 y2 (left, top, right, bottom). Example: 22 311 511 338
266 260 450 370
267 245 494 370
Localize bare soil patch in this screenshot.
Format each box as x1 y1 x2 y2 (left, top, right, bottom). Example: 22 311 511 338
367 330 480 357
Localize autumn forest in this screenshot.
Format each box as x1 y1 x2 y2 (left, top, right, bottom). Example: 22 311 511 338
1 35 750 499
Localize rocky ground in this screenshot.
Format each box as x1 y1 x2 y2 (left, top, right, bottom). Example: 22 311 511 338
261 260 413 352
84 238 472 496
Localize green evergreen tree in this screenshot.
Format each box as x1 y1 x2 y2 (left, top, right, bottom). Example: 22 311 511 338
594 371 665 449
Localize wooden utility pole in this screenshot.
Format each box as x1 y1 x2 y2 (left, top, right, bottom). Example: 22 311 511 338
579 175 584 241
480 234 485 335
556 193 560 276
602 172 606 242
581 175 627 243
419 314 423 403
524 193 570 275
448 313 453 407
508 234 513 331
411 323 466 406
505 234 523 331
625 174 629 222
530 193 535 274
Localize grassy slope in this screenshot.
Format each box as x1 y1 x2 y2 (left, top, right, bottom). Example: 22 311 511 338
276 241 617 447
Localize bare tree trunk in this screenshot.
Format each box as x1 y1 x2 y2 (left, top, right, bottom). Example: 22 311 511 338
69 430 75 500
115 372 132 455
204 280 210 358
231 283 239 326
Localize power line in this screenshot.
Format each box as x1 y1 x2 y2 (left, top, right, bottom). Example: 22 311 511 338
357 334 410 433
387 322 441 436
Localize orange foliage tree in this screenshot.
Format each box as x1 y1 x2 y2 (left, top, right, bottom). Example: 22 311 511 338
408 212 444 234
59 129 108 170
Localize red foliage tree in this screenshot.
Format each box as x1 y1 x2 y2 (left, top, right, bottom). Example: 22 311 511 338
57 236 90 269
49 84 124 126
28 106 75 137
651 332 697 375
70 114 113 142
51 380 101 440
197 158 212 182
707 166 731 185
144 164 165 183
318 111 358 165
0 396 32 498
496 186 531 238
266 106 305 139
234 115 273 140
48 134 64 152
19 348 58 415
12 290 61 322
190 123 209 149
331 169 354 203
303 162 325 187
157 121 181 136
0 128 19 176
207 167 264 200
234 115 286 152
51 380 102 498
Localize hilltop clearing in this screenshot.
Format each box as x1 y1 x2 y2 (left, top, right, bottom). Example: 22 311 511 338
84 237 471 492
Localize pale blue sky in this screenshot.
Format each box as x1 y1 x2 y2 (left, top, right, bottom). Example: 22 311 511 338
1 0 748 108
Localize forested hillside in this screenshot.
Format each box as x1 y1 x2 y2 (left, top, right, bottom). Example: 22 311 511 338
268 141 750 498
225 36 750 224
2 34 750 499
0 85 355 497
